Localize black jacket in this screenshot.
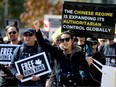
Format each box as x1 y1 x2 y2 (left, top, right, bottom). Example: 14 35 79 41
36 30 90 85
10 41 48 86
0 40 23 86
89 52 105 86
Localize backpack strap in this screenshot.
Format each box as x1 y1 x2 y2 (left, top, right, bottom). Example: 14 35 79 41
15 46 23 61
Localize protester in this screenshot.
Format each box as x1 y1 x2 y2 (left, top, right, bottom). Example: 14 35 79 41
10 28 48 87
0 33 5 44
76 37 92 56
98 38 116 56
5 25 23 44
0 33 5 86
33 20 91 87
98 38 116 67
45 35 61 87
52 35 61 46
86 38 105 86
74 36 92 85
0 25 23 87
98 39 107 45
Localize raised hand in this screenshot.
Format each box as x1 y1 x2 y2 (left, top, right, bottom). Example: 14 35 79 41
33 20 41 32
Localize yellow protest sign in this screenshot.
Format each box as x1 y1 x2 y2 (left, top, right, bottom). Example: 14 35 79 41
51 27 61 42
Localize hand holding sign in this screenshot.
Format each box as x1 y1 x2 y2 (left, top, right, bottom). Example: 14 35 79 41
86 57 93 66
16 73 24 80
15 52 51 82
32 75 40 81
5 64 10 70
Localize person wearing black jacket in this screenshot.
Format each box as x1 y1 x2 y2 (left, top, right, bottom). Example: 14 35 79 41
33 20 91 86
86 38 105 86
10 28 48 87
0 25 23 87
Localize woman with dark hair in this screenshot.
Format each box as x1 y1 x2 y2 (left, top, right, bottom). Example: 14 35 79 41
33 21 91 86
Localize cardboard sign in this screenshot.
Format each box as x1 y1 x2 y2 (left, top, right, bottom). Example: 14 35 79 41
0 44 20 64
105 55 116 67
62 1 116 39
15 52 51 82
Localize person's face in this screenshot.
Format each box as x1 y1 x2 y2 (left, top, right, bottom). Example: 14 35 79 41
99 39 106 45
60 34 73 50
107 39 114 45
23 32 35 46
77 37 85 42
7 27 19 41
92 42 98 49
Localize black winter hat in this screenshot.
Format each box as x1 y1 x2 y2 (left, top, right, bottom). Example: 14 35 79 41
23 28 36 35
87 38 99 44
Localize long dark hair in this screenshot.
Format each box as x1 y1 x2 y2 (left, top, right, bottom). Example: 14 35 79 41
61 30 73 39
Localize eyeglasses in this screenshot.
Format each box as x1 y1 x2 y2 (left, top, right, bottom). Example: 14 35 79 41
23 33 33 37
60 37 71 43
8 31 16 35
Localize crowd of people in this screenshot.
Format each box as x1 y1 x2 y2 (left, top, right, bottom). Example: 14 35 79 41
0 20 115 87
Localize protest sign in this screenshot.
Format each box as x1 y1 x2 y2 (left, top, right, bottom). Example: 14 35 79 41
92 59 116 87
15 52 51 82
62 1 116 39
44 15 61 40
105 55 116 67
0 44 20 64
6 19 19 27
101 65 116 87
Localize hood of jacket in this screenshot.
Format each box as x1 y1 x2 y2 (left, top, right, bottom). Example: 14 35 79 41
60 43 82 55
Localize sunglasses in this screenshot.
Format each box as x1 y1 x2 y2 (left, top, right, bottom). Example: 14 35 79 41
92 42 98 45
23 33 33 37
60 37 71 43
8 31 16 35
